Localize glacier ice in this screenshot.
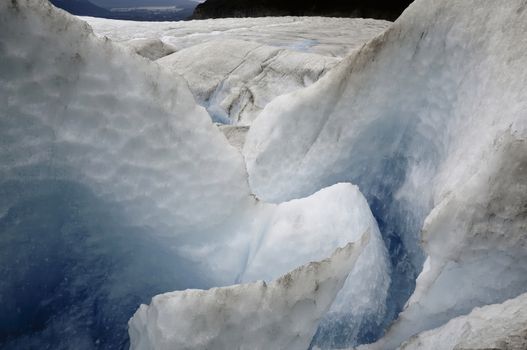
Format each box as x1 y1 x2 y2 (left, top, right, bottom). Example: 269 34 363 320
4 0 527 348
123 38 177 60
129 233 370 350
0 0 248 347
83 16 389 129
398 292 527 350
240 184 391 349
83 16 391 58
244 0 527 348
0 3 391 348
157 39 338 125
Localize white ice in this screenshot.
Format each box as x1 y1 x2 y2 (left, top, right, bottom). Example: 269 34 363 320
82 16 391 58
129 233 370 350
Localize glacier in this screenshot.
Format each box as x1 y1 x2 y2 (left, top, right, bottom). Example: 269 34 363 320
0 1 390 348
2 0 527 349
244 0 527 348
84 16 389 132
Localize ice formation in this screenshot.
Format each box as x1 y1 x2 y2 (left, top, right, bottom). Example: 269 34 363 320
0 2 389 348
0 0 249 347
158 39 338 124
3 0 527 348
398 292 527 350
244 0 527 348
129 234 369 350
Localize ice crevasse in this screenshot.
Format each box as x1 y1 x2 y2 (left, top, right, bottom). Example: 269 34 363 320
0 0 389 349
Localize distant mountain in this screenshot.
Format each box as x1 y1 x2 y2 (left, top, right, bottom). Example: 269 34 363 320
193 0 414 21
49 0 199 21
90 0 198 10
49 0 111 17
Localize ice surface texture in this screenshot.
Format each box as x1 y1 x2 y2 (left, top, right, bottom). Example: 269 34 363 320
0 0 248 347
84 16 389 129
158 39 338 125
398 292 527 350
0 1 389 348
244 0 527 348
129 233 369 350
83 16 391 58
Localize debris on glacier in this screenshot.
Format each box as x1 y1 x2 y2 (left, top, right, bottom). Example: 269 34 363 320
129 233 370 350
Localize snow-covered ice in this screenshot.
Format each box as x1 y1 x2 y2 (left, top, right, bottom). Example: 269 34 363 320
129 233 370 350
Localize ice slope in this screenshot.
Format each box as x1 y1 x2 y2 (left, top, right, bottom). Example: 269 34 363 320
129 233 370 350
82 16 391 58
158 39 338 124
244 0 527 347
398 292 527 350
1 3 389 348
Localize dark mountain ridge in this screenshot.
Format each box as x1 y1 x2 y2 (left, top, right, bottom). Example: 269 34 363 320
49 0 111 17
193 0 414 21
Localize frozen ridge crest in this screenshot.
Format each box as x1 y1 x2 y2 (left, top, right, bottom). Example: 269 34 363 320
129 232 370 350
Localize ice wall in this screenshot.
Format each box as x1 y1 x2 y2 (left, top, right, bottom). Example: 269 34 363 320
244 0 527 347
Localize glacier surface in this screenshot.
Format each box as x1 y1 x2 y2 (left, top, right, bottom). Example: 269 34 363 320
84 16 389 130
2 0 527 349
